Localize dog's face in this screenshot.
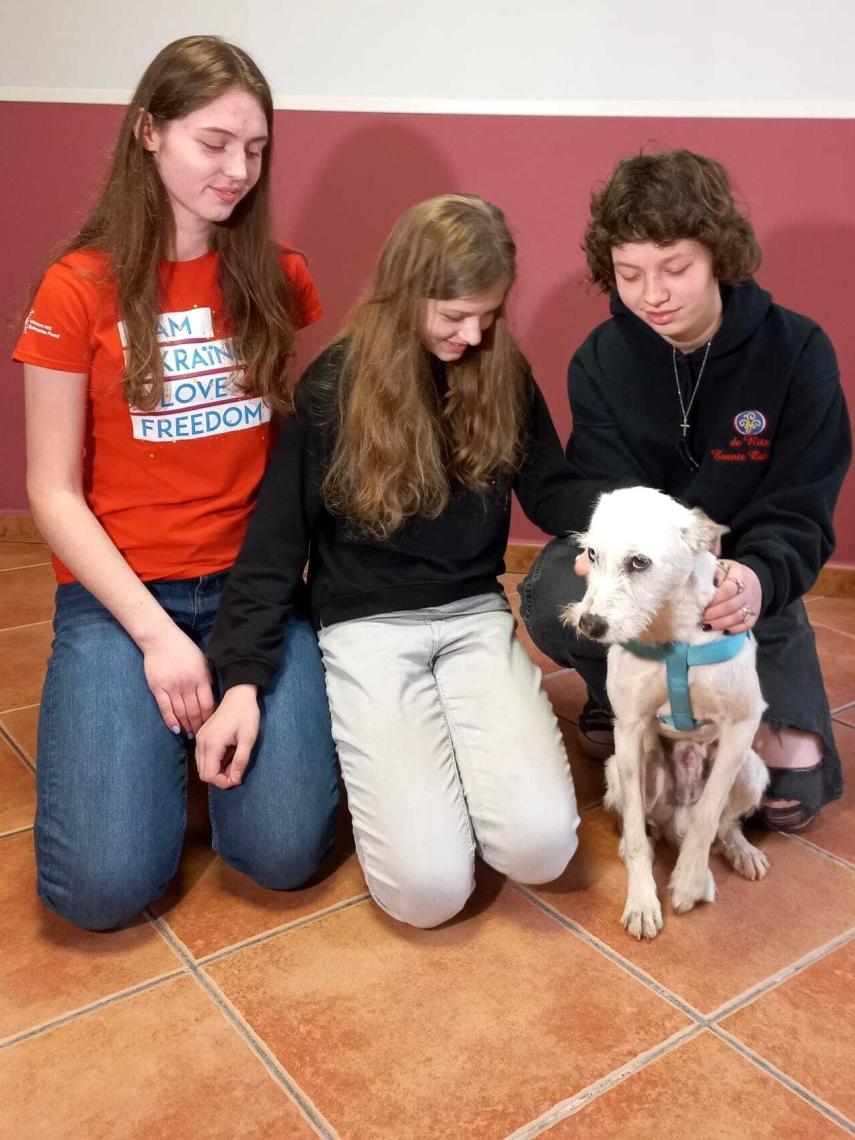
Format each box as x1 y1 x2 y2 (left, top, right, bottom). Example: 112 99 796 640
564 488 727 645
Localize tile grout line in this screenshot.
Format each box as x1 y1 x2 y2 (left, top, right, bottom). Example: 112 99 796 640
0 701 39 716
0 825 33 841
781 831 855 873
706 925 855 1023
0 562 51 573
196 893 373 967
579 799 606 814
512 883 705 1023
811 620 855 644
147 913 338 1139
0 969 187 1052
710 1024 855 1135
0 723 36 774
831 699 855 715
516 888 855 1033
0 619 51 634
505 1023 705 1139
195 970 340 1140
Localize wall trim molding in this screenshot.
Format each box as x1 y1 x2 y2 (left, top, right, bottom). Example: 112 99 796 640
4 89 855 119
506 542 855 599
0 515 42 543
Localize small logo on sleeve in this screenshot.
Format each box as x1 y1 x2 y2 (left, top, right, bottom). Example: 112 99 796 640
733 409 767 435
23 310 61 340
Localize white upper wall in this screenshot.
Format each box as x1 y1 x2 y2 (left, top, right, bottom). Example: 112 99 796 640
2 0 853 114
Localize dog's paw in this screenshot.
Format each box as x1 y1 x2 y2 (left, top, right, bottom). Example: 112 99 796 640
717 830 770 881
621 893 663 940
669 866 716 913
730 842 769 881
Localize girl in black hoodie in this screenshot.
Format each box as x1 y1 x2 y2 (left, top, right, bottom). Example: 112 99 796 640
520 150 851 831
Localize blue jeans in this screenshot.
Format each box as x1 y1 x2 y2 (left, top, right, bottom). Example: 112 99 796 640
36 573 339 930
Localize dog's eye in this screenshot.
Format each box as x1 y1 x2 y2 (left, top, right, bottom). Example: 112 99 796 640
586 547 597 564
629 555 651 572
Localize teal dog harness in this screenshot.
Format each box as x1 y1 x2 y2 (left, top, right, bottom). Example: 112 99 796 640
622 632 750 732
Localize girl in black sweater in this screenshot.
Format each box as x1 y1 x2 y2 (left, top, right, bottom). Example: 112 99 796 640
197 195 584 927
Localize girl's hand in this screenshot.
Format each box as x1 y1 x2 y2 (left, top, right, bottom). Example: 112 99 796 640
141 625 215 736
194 685 260 788
702 559 762 633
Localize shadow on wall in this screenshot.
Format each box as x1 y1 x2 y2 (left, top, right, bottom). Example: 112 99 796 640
759 221 855 365
759 222 855 564
520 270 610 441
273 119 456 366
510 270 609 544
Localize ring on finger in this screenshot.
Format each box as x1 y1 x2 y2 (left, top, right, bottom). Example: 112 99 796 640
732 576 745 594
741 604 753 623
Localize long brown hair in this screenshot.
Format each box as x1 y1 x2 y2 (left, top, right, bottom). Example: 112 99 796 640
584 150 761 293
59 35 296 412
323 194 528 539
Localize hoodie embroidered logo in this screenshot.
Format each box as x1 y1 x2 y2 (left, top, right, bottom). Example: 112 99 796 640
734 409 767 435
711 412 771 464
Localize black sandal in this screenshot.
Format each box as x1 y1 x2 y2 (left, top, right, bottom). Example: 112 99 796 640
755 801 816 832
755 762 824 833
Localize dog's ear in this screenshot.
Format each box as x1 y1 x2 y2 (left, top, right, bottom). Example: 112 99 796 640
683 507 730 553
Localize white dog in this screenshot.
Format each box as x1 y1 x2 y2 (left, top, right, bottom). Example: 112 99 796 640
565 487 769 940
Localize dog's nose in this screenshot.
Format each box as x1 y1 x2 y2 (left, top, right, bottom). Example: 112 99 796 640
579 612 609 639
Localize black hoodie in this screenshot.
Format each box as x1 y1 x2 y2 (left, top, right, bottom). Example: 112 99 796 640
565 280 851 616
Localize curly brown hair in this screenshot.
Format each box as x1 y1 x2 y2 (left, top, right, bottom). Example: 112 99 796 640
583 150 761 294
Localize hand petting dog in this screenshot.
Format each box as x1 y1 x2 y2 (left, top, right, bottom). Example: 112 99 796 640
702 559 762 633
577 543 763 635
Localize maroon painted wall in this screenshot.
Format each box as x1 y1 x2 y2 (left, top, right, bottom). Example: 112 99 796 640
3 104 853 560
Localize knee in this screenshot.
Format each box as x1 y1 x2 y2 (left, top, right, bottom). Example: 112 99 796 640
38 857 170 932
488 802 580 886
216 815 336 891
519 540 588 665
367 856 475 929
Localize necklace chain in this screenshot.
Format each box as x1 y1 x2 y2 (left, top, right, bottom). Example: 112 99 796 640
673 339 712 438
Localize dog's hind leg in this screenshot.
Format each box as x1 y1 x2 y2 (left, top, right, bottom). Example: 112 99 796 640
716 749 770 881
614 722 663 939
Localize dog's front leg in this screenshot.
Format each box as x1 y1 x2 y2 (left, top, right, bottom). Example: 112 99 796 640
716 748 770 881
670 720 758 913
614 721 662 939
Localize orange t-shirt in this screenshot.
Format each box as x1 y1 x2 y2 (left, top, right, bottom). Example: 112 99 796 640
14 246 322 584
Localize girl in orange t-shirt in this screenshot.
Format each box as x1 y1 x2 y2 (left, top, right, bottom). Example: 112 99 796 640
13 36 338 930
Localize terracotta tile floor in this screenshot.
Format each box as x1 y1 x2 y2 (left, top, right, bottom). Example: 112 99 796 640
1 553 854 1138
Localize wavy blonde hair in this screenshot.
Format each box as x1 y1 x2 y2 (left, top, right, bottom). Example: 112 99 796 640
58 35 296 413
323 194 528 539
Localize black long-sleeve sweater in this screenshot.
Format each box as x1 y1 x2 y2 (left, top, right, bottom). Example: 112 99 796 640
209 343 591 691
564 280 851 616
